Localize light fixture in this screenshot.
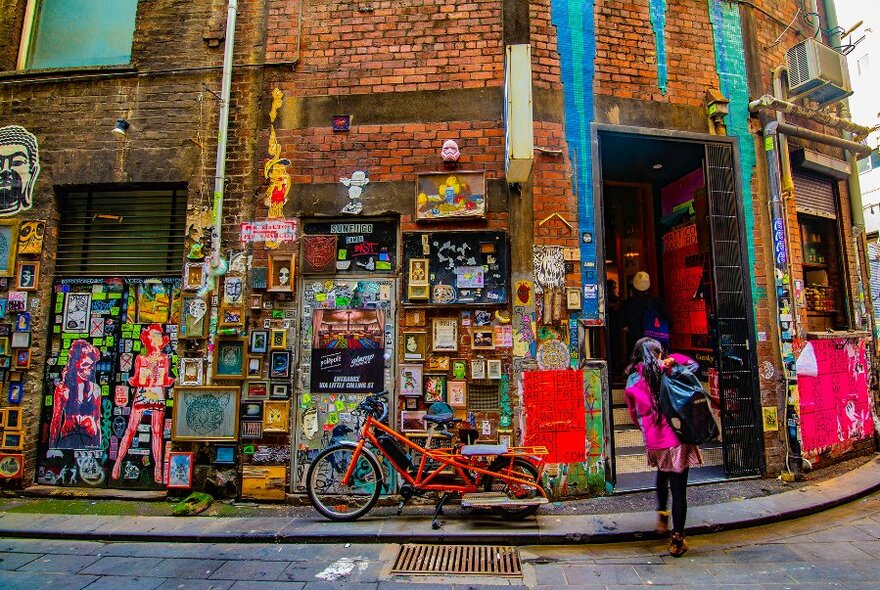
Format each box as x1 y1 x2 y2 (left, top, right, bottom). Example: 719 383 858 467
652 163 663 170
112 119 130 136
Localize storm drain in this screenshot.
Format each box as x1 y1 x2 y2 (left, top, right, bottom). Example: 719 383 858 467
390 543 522 576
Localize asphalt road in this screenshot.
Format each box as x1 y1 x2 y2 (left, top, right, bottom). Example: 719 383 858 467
2 490 880 589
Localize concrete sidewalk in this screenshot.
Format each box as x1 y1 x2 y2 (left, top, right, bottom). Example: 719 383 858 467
1 457 879 545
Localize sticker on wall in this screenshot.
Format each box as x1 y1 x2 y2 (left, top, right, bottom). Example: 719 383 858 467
17 220 45 254
301 235 338 274
340 170 369 215
0 125 40 216
264 88 291 248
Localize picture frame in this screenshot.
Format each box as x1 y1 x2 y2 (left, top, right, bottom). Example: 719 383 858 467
447 380 467 408
180 296 208 339
471 359 486 380
172 386 240 441
0 220 18 277
486 359 503 380
244 380 269 400
403 309 426 327
269 351 292 379
247 356 263 378
0 355 10 369
407 284 430 300
10 332 29 349
222 276 244 307
14 312 30 333
0 298 6 319
431 318 458 352
0 453 23 479
213 446 236 465
184 262 206 291
451 358 467 380
425 355 450 372
219 306 245 328
60 292 88 332
415 171 487 221
0 337 7 356
399 364 424 397
249 293 263 309
267 254 294 292
270 382 290 399
402 331 427 360
240 420 263 439
17 220 45 255
179 357 205 386
1 431 23 451
400 410 427 432
263 400 290 433
212 338 247 380
241 401 264 421
14 261 39 291
250 330 269 353
270 328 288 350
424 374 447 403
471 328 495 350
3 407 21 429
404 397 419 410
7 381 22 404
167 452 194 489
14 349 29 369
408 258 429 286
566 286 583 310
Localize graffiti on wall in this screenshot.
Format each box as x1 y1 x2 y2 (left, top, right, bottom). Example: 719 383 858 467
0 125 40 217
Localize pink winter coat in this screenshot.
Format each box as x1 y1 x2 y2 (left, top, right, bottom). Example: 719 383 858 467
624 353 697 451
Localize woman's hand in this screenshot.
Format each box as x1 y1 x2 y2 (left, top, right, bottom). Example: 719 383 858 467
660 357 676 369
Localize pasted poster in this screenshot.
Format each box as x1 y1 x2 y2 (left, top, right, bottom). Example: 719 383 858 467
0 125 40 216
522 370 586 464
798 338 874 453
309 308 385 393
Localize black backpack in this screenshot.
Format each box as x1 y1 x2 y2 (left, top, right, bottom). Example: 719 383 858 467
659 365 719 445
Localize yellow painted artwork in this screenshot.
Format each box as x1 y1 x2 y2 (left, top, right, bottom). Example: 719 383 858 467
762 406 779 432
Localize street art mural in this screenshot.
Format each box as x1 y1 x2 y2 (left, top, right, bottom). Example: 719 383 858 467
0 125 40 217
48 340 102 450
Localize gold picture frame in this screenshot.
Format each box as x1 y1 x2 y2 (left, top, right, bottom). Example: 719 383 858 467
14 260 39 290
408 258 429 286
268 254 294 292
171 386 240 442
263 400 290 433
0 220 18 278
212 338 247 380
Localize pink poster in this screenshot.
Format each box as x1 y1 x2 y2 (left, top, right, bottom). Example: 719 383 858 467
523 370 586 464
798 338 873 452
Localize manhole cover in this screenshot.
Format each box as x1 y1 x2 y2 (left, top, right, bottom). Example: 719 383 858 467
390 543 522 576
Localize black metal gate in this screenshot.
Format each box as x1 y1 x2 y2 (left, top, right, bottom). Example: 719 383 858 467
704 143 764 477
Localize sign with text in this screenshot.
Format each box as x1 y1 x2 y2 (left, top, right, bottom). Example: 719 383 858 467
240 220 298 243
522 370 586 464
309 308 385 393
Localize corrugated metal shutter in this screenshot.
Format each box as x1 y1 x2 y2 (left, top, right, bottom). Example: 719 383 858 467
56 187 187 277
869 239 880 327
793 170 837 219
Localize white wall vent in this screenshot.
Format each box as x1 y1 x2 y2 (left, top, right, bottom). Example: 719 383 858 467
786 38 853 107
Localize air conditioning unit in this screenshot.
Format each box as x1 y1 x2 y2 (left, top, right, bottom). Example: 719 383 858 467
786 38 853 107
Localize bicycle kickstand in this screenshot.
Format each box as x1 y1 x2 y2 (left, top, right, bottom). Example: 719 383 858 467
431 492 449 530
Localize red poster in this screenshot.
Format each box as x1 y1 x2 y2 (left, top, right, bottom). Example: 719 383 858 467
522 370 586 463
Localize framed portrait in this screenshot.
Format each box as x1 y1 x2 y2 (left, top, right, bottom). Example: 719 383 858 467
250 330 269 353
267 254 294 292
270 328 288 350
10 332 29 349
219 306 244 328
487 359 503 380
241 401 264 421
244 380 269 400
566 286 583 310
447 380 467 408
425 355 450 372
247 356 263 378
7 381 22 404
14 312 29 333
451 359 467 380
167 452 194 489
471 359 486 380
400 410 427 432
0 337 7 356
180 297 208 339
17 220 45 255
172 386 240 441
249 293 263 309
222 276 244 307
0 220 18 277
407 284 430 300
213 446 236 465
0 355 10 369
179 357 204 387
402 331 427 360
404 396 419 410
399 364 423 397
0 453 24 479
431 318 458 352
471 328 495 350
269 351 292 379
415 171 487 221
403 309 426 327
61 292 89 332
424 374 446 403
0 431 23 451
240 420 263 439
14 261 39 291
3 407 21 429
14 349 29 369
184 262 205 291
408 258 429 286
263 400 290 433
270 382 290 399
212 338 247 380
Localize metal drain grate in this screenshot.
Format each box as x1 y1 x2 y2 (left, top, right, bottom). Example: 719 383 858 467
391 543 522 576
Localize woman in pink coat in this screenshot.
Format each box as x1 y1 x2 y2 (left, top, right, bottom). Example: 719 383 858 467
625 337 703 557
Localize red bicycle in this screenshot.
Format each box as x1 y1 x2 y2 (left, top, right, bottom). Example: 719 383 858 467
305 391 549 528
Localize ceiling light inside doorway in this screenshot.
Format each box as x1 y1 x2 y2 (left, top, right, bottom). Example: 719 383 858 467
652 163 663 170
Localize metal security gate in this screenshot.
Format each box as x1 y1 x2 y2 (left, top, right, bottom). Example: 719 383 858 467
705 143 764 477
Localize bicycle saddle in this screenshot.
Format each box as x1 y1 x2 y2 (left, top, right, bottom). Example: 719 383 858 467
423 412 455 424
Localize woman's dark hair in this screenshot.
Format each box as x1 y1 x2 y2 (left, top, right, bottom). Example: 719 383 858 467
625 337 665 422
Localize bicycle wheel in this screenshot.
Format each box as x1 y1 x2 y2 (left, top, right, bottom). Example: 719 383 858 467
481 457 542 520
306 445 382 521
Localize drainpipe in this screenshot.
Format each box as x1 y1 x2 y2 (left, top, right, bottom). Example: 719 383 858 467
206 0 238 384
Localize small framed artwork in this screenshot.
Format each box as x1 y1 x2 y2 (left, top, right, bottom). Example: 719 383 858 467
219 306 245 328
3 407 21 429
60 292 86 331
401 410 427 432
415 171 487 221
486 359 503 380
179 358 205 386
244 380 269 400
268 254 294 292
241 401 264 421
432 318 458 352
14 312 29 333
425 355 450 372
184 262 206 291
0 220 18 277
240 420 263 439
14 261 39 291
447 380 467 408
404 397 419 410
407 284 430 300
14 349 30 369
252 267 268 290
167 452 194 489
269 351 292 379
399 364 423 397
212 338 247 380
172 386 240 441
424 374 446 403
222 276 244 307
181 297 208 339
213 446 236 465
0 338 7 356
408 258 429 286
498 432 512 448
247 356 263 378
0 431 23 451
7 381 22 404
0 453 24 479
10 332 29 349
250 293 263 309
0 355 10 369
471 359 486 380
403 309 426 327
402 331 427 360
270 382 290 399
471 328 495 350
451 359 467 380
263 400 290 433
566 287 582 310
0 298 6 319
250 330 269 353
270 328 288 350
17 220 45 255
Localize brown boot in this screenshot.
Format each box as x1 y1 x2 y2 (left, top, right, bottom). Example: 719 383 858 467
655 510 669 535
669 532 688 557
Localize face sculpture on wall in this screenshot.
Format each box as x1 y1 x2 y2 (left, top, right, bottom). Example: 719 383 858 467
440 139 460 163
0 125 40 216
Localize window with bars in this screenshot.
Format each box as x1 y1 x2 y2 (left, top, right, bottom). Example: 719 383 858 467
56 187 187 277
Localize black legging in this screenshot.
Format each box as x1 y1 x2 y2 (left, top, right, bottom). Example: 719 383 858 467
656 468 689 534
